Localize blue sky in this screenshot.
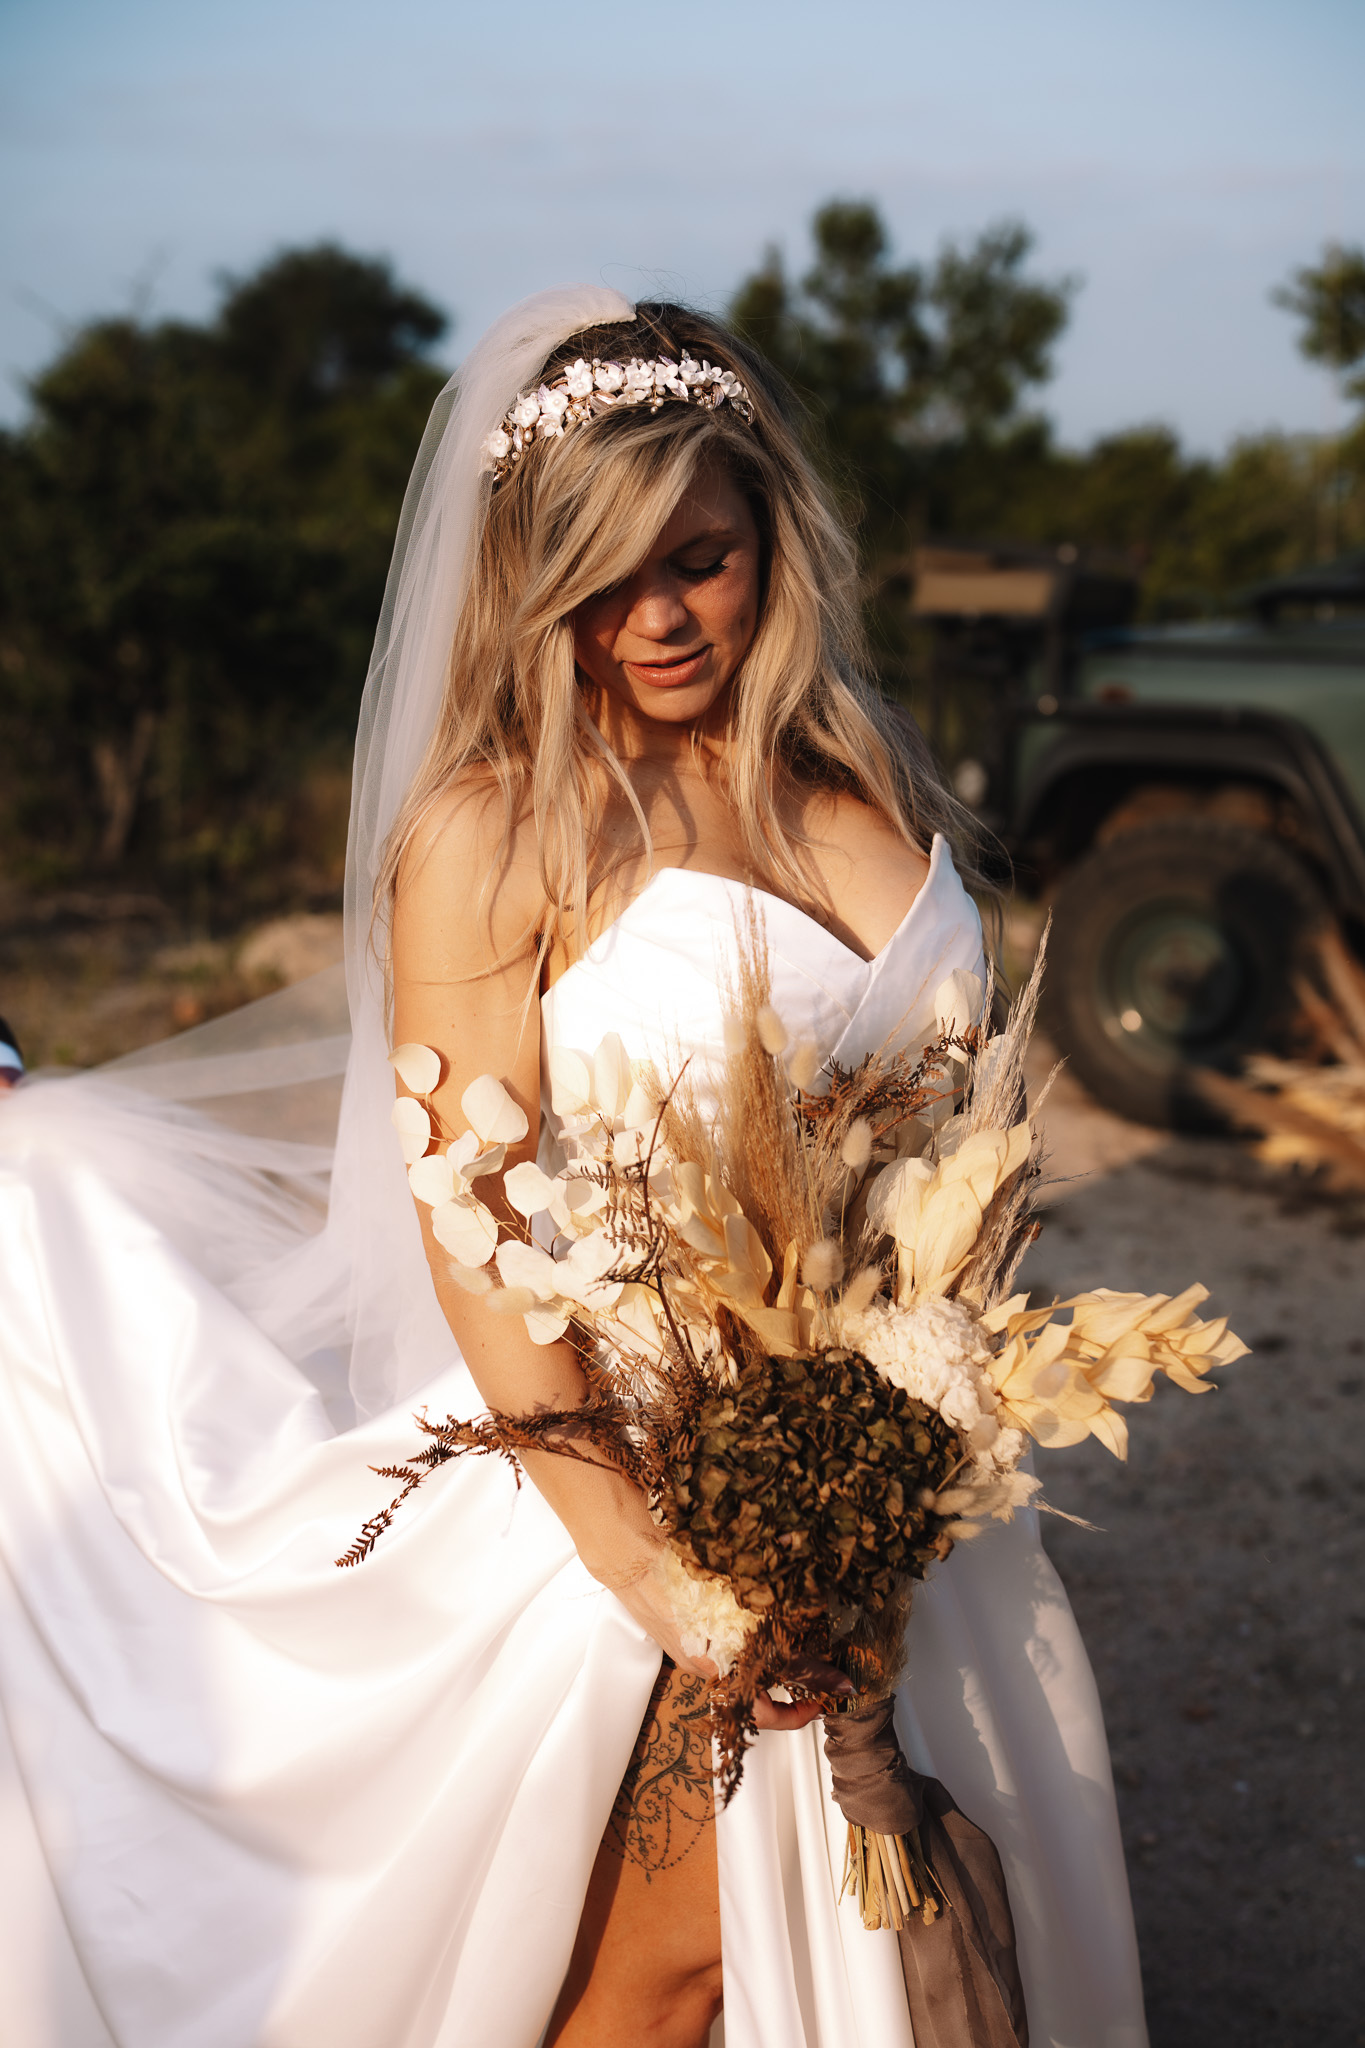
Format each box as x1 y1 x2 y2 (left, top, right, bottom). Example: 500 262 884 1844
2 0 1362 448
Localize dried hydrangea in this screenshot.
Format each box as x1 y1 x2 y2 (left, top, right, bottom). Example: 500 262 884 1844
654 1350 960 1621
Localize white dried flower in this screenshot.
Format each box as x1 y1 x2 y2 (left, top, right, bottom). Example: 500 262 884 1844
787 1041 822 1093
755 1005 789 1056
836 1294 1016 1474
840 1118 873 1170
654 1546 757 1674
840 1264 883 1316
801 1239 844 1291
484 358 754 482
446 1261 495 1295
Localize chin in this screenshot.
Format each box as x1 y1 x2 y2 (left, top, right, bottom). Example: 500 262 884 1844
633 675 730 726
639 693 714 725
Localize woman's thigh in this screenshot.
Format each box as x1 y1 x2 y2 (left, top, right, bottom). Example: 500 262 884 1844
546 1659 722 2047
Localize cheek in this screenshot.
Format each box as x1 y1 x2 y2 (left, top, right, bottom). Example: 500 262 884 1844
713 562 761 646
571 599 614 668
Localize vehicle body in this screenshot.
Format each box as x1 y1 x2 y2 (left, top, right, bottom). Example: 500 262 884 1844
910 545 1365 1124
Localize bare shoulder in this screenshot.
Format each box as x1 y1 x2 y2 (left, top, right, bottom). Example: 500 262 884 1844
390 770 546 1141
798 788 932 961
392 770 544 984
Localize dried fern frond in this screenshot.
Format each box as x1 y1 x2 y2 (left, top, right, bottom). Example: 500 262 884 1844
336 1400 644 1567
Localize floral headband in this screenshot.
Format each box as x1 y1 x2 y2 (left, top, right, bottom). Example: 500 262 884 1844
480 354 755 484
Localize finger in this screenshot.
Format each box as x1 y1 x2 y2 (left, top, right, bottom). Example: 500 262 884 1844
674 1653 719 1681
782 1655 854 1695
752 1694 824 1732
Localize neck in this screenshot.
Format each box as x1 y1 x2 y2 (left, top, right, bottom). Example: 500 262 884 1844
582 682 732 777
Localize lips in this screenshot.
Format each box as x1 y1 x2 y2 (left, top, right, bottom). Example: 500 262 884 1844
623 649 709 689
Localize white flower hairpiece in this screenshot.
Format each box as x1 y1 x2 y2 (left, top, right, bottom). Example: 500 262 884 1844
480 354 755 483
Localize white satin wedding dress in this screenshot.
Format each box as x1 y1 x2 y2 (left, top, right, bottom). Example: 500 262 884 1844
0 836 1146 2048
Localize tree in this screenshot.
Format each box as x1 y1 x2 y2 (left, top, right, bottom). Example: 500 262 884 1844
0 246 448 897
731 201 1074 551
1273 244 1365 564
1275 243 1365 406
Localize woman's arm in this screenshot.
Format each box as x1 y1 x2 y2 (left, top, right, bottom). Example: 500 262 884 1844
391 787 717 1673
391 785 836 1722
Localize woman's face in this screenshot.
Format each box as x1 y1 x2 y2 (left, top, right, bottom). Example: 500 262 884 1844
572 460 762 733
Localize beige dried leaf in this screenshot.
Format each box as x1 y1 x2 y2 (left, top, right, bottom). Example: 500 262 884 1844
388 1042 441 1096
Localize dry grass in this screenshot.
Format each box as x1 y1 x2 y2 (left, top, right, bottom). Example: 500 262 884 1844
1195 929 1365 1190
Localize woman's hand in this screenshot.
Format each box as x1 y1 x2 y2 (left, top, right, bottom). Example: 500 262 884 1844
588 1541 852 1721
609 1565 719 1682
754 1655 854 1731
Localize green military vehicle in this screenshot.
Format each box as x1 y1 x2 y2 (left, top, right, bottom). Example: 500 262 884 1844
911 545 1365 1126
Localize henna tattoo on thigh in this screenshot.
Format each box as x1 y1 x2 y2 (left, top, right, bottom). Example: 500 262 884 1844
606 1659 714 1881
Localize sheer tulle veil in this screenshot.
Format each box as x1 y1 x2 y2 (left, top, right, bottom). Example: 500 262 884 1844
96 285 638 1422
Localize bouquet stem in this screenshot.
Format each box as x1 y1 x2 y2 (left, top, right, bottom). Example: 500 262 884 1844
842 1821 942 1930
824 1698 1030 2044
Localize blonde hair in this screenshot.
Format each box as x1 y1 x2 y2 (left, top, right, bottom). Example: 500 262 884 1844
380 303 993 963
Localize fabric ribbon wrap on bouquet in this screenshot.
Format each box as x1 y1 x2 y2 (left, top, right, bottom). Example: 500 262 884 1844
822 1697 1029 2048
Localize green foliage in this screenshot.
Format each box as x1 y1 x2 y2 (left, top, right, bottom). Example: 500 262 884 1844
5 218 1363 910
0 245 447 902
957 424 1360 619
732 200 1073 550
1274 242 1365 403
733 206 1365 646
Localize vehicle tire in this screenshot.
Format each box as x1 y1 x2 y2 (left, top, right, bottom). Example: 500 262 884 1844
1041 818 1327 1128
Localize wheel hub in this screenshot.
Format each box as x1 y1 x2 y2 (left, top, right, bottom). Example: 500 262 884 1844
1098 902 1247 1068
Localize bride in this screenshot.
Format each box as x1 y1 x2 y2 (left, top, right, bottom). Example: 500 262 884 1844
0 286 1147 2048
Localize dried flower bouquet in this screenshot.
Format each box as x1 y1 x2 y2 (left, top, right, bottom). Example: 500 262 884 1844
342 919 1246 1939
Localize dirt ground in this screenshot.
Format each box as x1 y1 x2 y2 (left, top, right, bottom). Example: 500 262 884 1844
3 895 1362 2044
0 883 344 1068
1025 1064 1365 2048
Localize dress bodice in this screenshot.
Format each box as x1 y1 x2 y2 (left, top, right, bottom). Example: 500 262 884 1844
539 833 985 1139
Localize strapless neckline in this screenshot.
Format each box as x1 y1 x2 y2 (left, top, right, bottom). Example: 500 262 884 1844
545 833 953 1006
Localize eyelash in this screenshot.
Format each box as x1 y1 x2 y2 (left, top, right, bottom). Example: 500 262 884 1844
677 556 727 580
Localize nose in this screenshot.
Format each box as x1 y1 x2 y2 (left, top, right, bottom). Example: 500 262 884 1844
622 565 691 642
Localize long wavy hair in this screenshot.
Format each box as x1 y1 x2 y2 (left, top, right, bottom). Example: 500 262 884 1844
379 302 993 966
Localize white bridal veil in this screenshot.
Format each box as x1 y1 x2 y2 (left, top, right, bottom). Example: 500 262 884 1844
99 284 638 1423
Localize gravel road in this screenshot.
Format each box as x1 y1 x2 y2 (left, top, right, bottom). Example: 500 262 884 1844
1019 1105 1365 2047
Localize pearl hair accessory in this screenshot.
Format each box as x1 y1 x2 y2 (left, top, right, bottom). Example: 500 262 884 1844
480 354 755 484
